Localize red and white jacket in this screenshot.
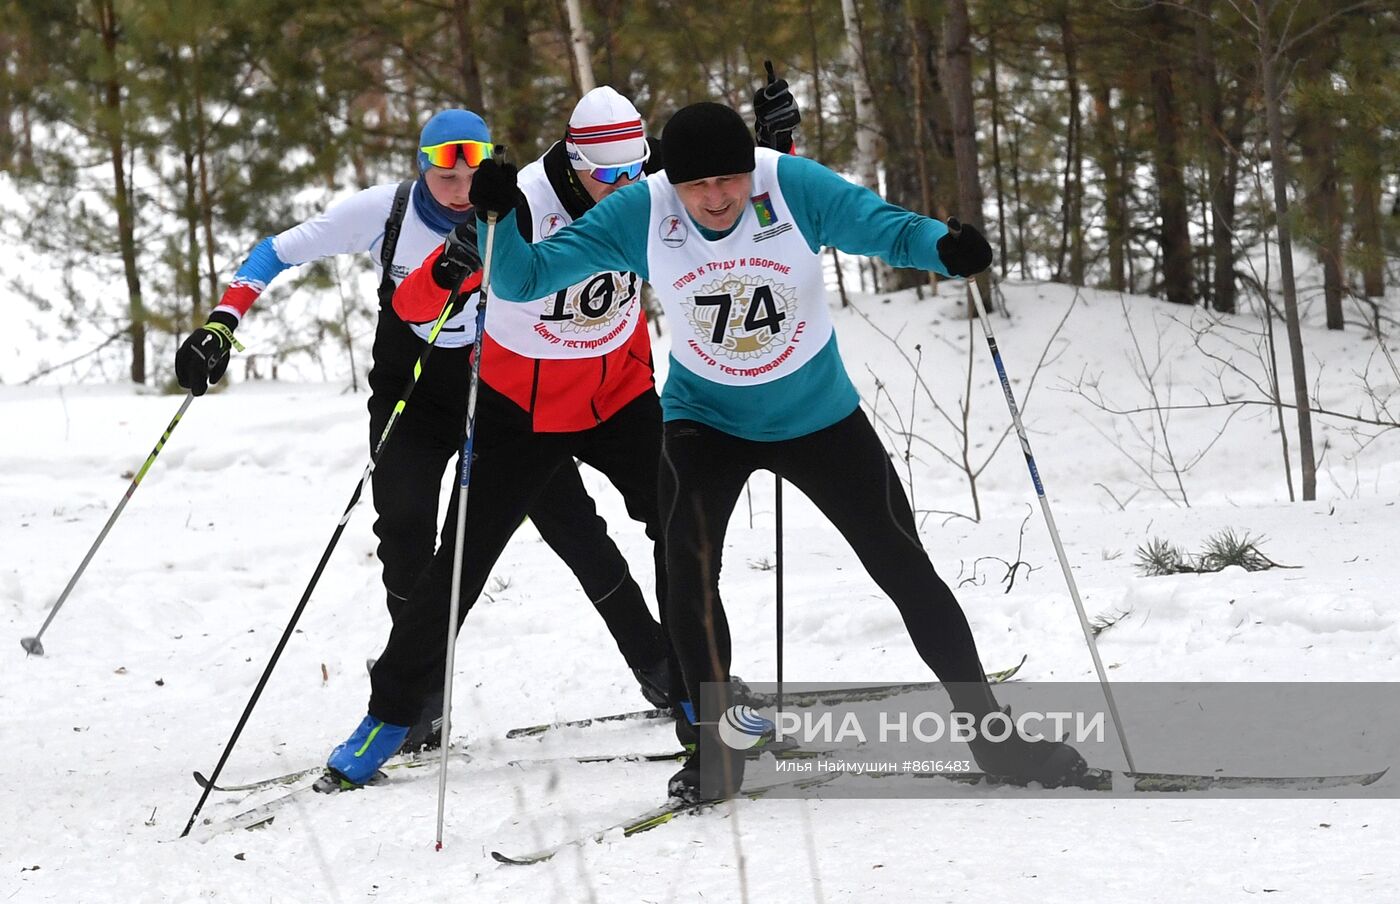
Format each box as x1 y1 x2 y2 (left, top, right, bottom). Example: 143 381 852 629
393 146 655 432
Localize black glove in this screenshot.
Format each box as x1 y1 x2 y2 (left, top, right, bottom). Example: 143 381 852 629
936 220 993 277
431 219 482 292
641 136 665 176
174 310 240 396
468 158 521 220
754 60 800 150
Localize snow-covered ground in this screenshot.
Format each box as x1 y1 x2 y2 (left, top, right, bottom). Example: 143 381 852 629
3 280 1399 902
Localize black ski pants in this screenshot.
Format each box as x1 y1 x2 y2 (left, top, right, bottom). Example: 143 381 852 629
368 383 671 726
658 408 999 717
366 334 665 693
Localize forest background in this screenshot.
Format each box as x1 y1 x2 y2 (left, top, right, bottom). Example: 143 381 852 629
0 0 1397 504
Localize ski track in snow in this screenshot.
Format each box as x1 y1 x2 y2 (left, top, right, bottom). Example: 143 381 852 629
3 281 1398 902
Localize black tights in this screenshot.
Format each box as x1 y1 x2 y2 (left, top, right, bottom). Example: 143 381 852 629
368 387 672 725
658 409 997 716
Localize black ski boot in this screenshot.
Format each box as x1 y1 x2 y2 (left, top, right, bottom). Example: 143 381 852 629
402 687 447 754
966 707 1088 788
631 657 672 709
668 755 705 803
729 673 758 705
668 682 746 803
668 734 746 804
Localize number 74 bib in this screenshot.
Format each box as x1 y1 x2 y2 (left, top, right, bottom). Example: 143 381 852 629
646 149 832 386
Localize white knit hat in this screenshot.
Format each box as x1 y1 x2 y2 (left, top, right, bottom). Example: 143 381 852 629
564 86 650 169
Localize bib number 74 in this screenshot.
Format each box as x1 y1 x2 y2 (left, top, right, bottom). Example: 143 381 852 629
694 285 787 344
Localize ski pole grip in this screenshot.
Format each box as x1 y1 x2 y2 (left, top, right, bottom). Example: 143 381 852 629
484 145 507 229
946 216 962 238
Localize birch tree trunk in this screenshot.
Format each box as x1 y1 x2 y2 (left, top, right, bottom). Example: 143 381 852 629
1257 0 1317 500
1089 79 1126 292
565 0 595 93
841 0 882 291
1057 7 1084 286
192 41 220 314
841 0 880 187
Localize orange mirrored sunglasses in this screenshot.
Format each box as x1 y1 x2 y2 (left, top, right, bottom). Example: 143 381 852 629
420 140 493 169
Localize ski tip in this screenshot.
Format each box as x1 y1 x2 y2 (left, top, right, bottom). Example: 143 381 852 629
193 771 213 790
491 850 540 866
987 653 1028 682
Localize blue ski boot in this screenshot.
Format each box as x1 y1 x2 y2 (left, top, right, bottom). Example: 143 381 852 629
326 714 410 787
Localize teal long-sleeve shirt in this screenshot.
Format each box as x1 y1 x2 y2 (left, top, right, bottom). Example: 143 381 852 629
484 154 954 441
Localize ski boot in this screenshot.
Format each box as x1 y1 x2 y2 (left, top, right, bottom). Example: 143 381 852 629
668 683 748 804
325 714 409 788
631 657 673 709
668 727 747 804
402 687 447 754
966 707 1089 788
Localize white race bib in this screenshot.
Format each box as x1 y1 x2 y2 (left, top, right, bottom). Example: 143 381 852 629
483 158 643 359
646 149 829 385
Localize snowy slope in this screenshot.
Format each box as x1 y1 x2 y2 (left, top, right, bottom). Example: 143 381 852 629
3 280 1398 902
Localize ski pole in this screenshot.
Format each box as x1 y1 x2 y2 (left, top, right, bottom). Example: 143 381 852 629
949 217 1137 773
21 392 196 657
775 474 784 716
436 211 499 850
180 277 470 839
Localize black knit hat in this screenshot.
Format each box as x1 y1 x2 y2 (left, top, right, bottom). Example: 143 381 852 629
662 102 756 184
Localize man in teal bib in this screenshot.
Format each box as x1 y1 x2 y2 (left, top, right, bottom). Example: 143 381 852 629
469 102 1087 803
